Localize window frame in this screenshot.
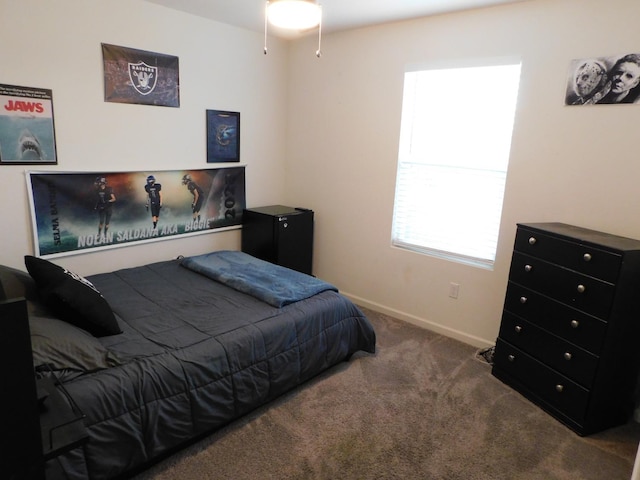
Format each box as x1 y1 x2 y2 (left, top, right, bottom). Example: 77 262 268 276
391 57 522 270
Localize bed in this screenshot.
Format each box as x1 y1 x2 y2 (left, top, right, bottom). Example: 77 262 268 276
0 251 376 480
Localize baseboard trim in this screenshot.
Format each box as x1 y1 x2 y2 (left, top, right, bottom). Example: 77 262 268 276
342 291 494 349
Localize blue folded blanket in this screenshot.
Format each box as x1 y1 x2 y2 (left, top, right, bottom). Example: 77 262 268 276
180 250 338 308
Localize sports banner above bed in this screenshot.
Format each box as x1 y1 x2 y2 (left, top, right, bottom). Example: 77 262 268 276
27 167 245 258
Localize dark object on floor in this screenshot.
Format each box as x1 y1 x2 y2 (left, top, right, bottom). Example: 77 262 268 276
476 346 495 365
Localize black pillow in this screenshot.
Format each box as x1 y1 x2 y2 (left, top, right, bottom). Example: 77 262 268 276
24 256 121 337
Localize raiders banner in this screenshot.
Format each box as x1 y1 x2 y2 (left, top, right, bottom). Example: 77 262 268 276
27 167 245 258
102 43 180 107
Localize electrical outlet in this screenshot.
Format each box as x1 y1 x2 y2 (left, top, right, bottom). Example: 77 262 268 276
449 282 460 299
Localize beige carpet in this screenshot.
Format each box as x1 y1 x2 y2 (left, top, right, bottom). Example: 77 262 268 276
130 307 640 480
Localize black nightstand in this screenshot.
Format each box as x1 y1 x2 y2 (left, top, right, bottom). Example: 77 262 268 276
242 205 314 275
1 298 44 479
0 298 88 480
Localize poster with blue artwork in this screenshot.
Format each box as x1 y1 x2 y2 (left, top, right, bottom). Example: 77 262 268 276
207 110 240 162
27 167 245 258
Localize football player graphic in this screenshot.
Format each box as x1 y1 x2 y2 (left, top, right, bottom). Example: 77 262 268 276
182 174 204 222
94 176 115 236
144 175 162 229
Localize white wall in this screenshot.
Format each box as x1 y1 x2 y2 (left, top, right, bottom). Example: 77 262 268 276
0 0 289 275
286 0 640 346
3 0 640 348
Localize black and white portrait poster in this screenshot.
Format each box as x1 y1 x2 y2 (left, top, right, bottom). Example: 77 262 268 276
27 167 245 258
565 53 640 105
102 43 180 107
0 84 57 165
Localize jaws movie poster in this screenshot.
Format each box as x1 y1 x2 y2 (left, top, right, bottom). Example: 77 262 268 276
0 84 57 164
27 167 245 258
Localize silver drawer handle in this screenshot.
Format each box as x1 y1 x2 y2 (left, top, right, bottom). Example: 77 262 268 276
576 284 586 294
555 384 564 393
583 253 592 262
507 354 515 362
528 237 537 245
515 325 522 333
564 352 572 361
519 296 527 304
570 320 580 329
524 264 533 272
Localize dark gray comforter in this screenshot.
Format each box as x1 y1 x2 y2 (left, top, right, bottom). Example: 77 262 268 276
56 259 376 479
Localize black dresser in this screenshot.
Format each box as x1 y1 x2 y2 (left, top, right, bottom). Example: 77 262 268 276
241 205 314 275
492 222 640 435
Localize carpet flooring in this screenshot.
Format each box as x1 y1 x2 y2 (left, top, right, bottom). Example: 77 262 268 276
130 307 640 480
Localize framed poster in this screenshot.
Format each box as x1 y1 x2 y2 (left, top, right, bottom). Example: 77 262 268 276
102 43 180 107
0 84 57 165
207 110 240 162
27 167 245 258
565 52 640 105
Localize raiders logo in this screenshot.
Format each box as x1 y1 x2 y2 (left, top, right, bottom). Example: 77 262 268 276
128 61 158 96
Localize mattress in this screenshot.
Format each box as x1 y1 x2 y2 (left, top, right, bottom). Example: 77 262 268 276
50 258 376 479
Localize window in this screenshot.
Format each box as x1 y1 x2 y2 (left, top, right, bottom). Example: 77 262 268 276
391 60 521 269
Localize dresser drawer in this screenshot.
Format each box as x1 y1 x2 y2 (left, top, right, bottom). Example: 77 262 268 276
515 227 622 283
509 252 615 319
499 312 599 387
493 339 589 422
503 282 607 354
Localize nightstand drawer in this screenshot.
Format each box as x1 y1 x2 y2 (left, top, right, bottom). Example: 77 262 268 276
503 282 607 354
493 339 589 422
509 252 615 319
499 312 599 387
515 227 622 283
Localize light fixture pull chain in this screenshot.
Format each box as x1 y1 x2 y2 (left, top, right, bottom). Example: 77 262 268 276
316 5 322 58
264 1 269 54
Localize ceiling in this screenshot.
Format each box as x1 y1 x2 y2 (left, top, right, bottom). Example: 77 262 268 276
144 0 530 39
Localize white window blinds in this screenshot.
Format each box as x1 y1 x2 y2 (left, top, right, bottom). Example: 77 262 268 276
391 62 521 269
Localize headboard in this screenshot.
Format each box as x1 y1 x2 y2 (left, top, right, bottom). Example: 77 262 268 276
0 264 38 303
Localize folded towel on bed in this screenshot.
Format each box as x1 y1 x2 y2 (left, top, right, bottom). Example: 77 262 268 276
180 250 338 308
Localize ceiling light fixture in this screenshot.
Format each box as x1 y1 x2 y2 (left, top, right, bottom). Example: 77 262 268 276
264 0 323 58
268 0 321 29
